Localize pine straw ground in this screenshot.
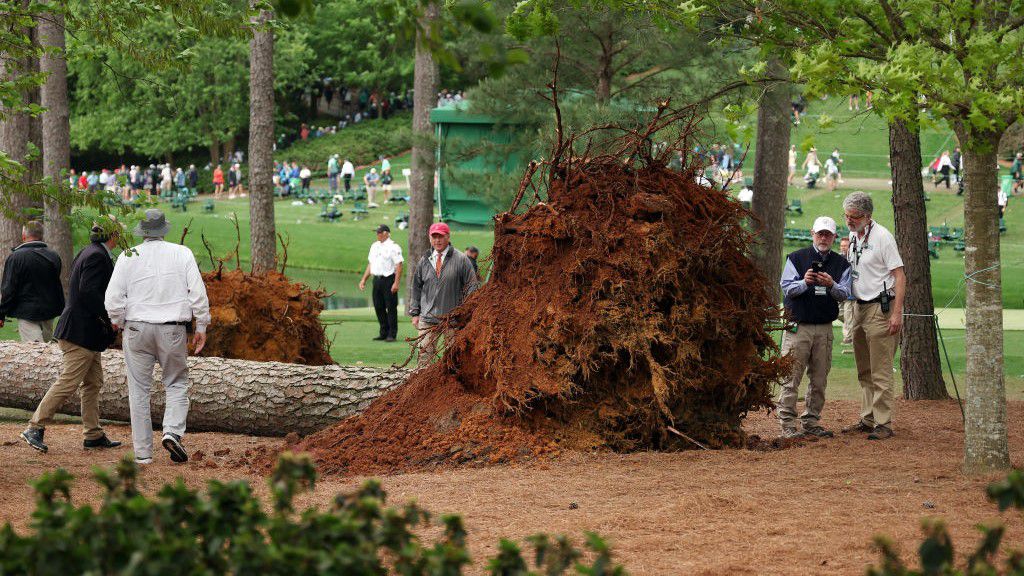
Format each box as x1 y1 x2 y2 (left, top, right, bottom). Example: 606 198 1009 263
0 399 1022 575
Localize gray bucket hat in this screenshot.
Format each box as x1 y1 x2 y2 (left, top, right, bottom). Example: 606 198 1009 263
133 208 170 238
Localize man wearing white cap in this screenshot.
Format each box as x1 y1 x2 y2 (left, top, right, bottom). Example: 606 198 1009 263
777 215 852 438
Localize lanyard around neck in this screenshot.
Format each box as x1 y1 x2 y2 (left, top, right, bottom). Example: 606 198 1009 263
852 222 873 265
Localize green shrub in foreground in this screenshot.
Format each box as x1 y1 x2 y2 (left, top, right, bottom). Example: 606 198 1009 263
868 469 1024 575
0 452 625 576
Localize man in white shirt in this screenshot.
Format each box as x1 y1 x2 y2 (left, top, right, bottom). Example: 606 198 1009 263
104 209 210 464
840 192 906 440
359 224 404 342
341 158 355 193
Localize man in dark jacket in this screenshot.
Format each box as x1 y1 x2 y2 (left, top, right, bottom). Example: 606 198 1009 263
186 164 199 192
20 223 122 453
776 216 852 439
0 220 64 342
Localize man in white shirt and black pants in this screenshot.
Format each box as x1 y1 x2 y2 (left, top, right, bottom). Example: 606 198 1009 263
359 224 403 342
105 209 210 464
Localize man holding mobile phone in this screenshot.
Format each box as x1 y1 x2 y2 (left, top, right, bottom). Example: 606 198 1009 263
777 216 852 439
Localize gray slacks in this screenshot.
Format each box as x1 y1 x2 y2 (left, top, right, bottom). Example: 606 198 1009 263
122 321 189 460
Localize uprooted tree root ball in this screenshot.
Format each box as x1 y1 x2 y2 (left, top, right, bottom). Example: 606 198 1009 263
201 269 334 365
295 105 787 475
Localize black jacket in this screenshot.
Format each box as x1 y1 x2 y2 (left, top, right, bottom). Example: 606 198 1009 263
53 241 116 351
0 241 64 322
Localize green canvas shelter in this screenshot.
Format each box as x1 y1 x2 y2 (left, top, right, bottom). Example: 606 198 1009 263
430 102 519 227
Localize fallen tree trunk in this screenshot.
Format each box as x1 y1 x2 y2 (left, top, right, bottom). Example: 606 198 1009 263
0 341 407 437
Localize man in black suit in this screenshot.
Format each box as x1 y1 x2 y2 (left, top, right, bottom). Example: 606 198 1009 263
20 223 123 453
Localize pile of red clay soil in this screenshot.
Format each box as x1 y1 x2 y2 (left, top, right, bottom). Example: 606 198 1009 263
294 106 786 475
200 269 333 365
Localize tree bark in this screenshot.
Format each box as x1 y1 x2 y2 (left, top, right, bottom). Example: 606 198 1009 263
957 130 1009 474
749 58 790 303
406 2 440 310
0 14 32 273
0 341 408 436
889 120 947 399
209 138 221 169
248 4 276 275
39 6 73 293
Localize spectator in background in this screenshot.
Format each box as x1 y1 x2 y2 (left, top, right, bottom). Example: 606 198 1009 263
174 167 185 190
952 147 963 185
1011 152 1023 195
364 168 380 208
212 164 225 198
838 237 855 354
341 158 355 193
830 148 844 183
186 164 198 192
788 145 797 185
465 246 483 282
228 163 244 198
87 171 99 192
0 221 64 342
299 165 312 195
791 94 807 125
380 167 394 203
160 164 173 195
327 154 340 193
935 150 954 189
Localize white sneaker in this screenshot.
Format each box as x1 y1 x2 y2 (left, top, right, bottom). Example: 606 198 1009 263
135 457 153 465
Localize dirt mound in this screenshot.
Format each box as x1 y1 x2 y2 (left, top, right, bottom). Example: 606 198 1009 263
296 105 786 475
201 269 333 365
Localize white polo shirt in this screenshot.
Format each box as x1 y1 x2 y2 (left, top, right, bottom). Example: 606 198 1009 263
368 238 404 277
848 220 903 300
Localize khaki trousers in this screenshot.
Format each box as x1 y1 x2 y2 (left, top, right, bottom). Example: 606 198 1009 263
29 340 106 440
18 318 54 342
776 323 833 431
850 302 898 428
416 326 440 368
840 301 854 345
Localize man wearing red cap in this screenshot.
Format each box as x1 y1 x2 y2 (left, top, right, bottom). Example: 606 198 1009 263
409 222 479 366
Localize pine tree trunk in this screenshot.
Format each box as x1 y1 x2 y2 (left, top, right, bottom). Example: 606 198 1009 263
39 6 73 293
958 130 1009 474
0 16 32 273
248 5 276 275
889 120 947 399
750 58 790 303
209 139 221 169
0 341 407 436
406 2 440 310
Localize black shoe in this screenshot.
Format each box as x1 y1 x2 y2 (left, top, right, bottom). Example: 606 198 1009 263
372 336 386 341
867 425 894 440
841 421 873 434
20 428 48 453
802 426 835 438
84 435 123 449
161 433 188 463
385 337 396 342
